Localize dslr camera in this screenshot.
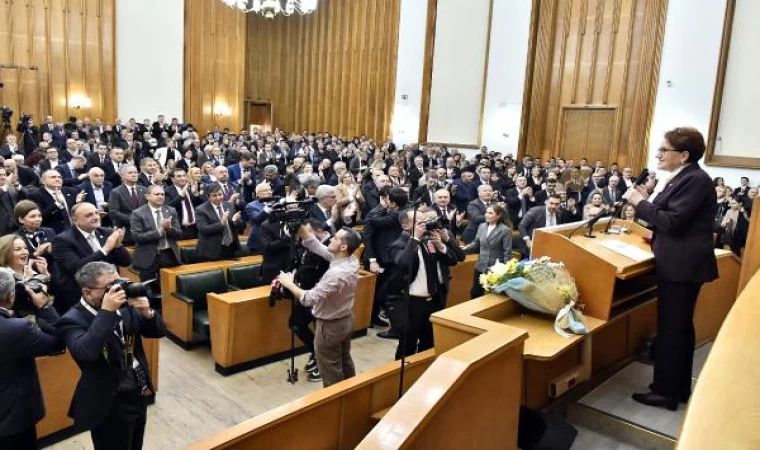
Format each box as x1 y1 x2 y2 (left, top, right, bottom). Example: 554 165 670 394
108 278 153 298
423 215 449 232
13 273 50 316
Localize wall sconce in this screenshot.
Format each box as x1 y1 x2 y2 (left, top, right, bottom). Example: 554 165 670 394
70 95 92 110
214 103 232 117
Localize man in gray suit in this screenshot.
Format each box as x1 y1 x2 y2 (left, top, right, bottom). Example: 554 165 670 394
462 184 494 244
196 183 245 261
518 194 565 255
130 185 181 293
108 165 147 245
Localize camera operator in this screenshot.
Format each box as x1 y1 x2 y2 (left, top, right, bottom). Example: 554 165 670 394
362 186 408 336
15 114 38 157
0 268 63 450
56 261 166 450
288 219 332 383
387 208 464 359
277 225 362 387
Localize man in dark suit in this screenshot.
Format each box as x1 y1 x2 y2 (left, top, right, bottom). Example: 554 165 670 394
504 175 537 229
39 115 56 137
0 269 63 449
432 188 461 238
136 157 162 188
77 167 113 211
259 217 293 284
387 208 463 359
451 171 478 212
212 165 239 202
0 167 20 236
103 147 126 187
462 184 494 244
108 165 147 245
362 187 408 333
195 184 245 261
51 123 68 150
39 147 63 173
262 165 286 197
51 202 131 313
86 143 111 171
601 175 624 206
309 185 339 232
227 152 256 185
412 172 441 207
56 261 165 450
361 173 390 217
535 178 559 205
518 194 565 254
164 168 203 239
130 185 181 294
27 169 82 234
0 134 22 159
56 154 88 187
3 158 39 188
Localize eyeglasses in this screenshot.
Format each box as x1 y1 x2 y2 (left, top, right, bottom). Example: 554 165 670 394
657 147 678 155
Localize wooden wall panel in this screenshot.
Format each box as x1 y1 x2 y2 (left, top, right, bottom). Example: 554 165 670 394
519 0 666 171
245 0 401 140
0 0 116 130
183 0 246 134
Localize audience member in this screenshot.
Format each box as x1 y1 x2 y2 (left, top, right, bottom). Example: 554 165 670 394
56 261 165 450
196 184 244 261
464 204 512 299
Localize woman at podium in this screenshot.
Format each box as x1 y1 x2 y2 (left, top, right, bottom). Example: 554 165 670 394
623 127 718 410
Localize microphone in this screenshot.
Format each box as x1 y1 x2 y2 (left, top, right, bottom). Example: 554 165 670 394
632 168 649 187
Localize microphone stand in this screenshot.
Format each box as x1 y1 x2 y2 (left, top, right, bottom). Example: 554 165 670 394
398 202 421 399
602 201 627 234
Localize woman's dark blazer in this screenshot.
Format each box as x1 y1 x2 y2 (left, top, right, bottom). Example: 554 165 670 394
635 163 718 284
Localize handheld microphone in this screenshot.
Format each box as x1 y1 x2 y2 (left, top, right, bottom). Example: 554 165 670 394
632 168 649 187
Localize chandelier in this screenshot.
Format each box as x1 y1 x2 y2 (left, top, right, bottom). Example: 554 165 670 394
221 0 318 19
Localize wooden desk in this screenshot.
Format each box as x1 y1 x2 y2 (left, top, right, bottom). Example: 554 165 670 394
160 256 263 343
446 254 478 307
35 338 160 440
207 270 377 374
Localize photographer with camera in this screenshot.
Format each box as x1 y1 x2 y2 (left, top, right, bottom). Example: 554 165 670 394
0 267 63 450
387 208 464 359
15 114 38 157
56 261 165 450
276 225 362 388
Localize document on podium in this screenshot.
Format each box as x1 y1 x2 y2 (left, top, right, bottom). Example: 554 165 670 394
597 240 654 262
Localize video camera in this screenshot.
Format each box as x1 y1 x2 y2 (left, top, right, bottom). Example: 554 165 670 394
0 106 12 128
268 197 316 236
423 215 449 232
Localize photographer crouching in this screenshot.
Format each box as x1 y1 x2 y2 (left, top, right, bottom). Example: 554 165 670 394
56 262 166 450
276 224 362 388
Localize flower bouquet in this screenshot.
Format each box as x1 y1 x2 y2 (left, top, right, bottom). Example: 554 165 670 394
480 257 588 337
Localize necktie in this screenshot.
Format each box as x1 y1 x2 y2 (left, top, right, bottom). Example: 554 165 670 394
222 185 229 198
519 197 527 218
420 241 438 296
184 194 195 224
156 210 169 249
217 205 233 246
548 213 555 227
56 192 72 224
131 186 139 206
87 234 101 252
610 189 616 202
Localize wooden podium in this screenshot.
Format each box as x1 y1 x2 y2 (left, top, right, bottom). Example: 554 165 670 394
433 218 741 408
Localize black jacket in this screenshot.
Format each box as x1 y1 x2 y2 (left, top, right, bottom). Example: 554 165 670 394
635 163 718 283
387 233 464 309
362 206 403 266
51 228 132 312
0 307 63 437
26 186 79 234
56 303 165 429
259 219 293 283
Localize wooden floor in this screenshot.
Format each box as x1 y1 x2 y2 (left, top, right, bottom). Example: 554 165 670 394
47 329 398 450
